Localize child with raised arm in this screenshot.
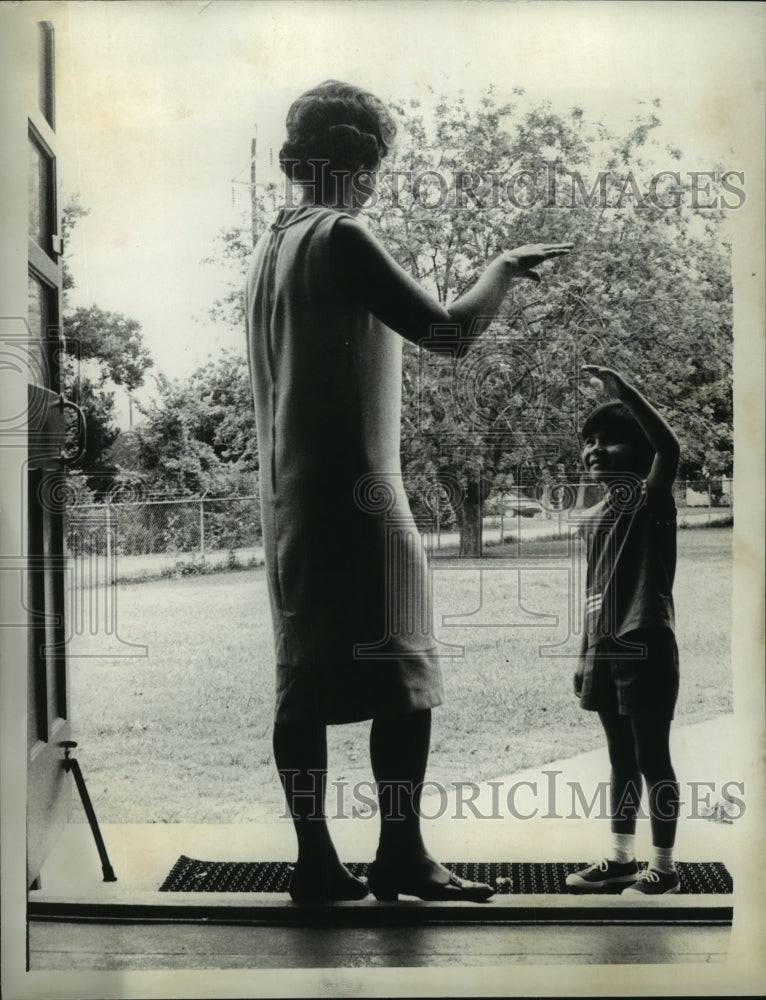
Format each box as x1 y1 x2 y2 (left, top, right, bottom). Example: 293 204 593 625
566 365 682 895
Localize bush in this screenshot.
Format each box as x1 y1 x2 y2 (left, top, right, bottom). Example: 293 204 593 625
153 549 264 583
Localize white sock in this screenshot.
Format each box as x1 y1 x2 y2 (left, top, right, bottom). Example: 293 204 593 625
651 845 676 874
610 832 635 864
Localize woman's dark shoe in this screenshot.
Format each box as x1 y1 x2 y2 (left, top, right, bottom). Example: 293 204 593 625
288 864 369 903
367 860 495 902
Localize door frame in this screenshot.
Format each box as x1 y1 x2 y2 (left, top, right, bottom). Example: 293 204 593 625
0 6 71 978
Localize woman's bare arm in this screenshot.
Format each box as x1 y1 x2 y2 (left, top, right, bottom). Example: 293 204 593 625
331 217 571 354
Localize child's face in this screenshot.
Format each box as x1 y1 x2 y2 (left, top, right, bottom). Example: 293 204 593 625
581 429 639 480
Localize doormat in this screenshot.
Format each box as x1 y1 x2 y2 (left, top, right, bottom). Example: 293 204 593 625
159 857 733 895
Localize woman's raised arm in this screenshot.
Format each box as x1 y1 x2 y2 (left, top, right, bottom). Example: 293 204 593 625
331 217 572 354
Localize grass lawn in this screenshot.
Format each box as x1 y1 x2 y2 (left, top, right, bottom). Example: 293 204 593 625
68 529 733 824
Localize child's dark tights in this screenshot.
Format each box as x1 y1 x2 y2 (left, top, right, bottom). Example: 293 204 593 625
598 710 679 849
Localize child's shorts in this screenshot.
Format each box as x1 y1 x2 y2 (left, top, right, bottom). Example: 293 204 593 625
578 628 679 718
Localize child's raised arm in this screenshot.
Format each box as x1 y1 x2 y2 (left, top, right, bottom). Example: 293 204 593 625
331 217 572 355
582 365 680 496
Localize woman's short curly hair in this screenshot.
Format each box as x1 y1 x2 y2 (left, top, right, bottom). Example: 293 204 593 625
279 80 397 183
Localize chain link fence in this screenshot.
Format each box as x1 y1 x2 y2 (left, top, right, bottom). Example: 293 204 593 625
673 478 733 517
66 494 263 584
64 478 731 583
476 477 733 549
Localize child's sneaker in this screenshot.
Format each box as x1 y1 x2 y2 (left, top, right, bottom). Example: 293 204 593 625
622 868 680 895
565 858 639 891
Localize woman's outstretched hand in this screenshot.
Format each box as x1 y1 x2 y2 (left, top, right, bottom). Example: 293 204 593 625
505 243 574 282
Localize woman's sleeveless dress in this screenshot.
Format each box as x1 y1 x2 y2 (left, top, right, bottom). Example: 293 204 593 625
245 205 444 723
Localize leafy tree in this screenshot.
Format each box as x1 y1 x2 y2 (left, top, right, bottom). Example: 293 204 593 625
69 373 120 471
60 198 154 493
187 350 258 468
61 195 88 300
132 351 257 496
365 91 732 551
203 182 283 330
65 306 152 393
205 90 732 553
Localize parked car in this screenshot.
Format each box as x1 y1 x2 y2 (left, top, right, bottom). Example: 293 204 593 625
496 491 545 518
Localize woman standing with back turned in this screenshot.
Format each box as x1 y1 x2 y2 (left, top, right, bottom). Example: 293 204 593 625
245 79 572 902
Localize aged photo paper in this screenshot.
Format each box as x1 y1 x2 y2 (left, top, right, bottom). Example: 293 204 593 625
2 1 764 997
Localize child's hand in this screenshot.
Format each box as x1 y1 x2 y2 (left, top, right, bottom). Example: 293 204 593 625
582 365 627 398
505 243 573 282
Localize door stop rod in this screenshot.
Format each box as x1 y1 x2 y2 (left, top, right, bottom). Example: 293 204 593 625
60 741 117 882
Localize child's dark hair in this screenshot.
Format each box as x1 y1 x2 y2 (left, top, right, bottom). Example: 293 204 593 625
279 80 397 183
581 401 655 476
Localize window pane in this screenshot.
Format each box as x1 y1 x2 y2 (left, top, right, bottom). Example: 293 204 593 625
27 469 49 745
38 23 55 128
27 272 52 341
27 272 55 376
28 135 54 256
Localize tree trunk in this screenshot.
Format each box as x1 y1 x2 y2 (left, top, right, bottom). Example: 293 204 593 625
458 476 483 557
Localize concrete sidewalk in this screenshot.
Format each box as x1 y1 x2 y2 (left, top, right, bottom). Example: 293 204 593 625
327 713 745 869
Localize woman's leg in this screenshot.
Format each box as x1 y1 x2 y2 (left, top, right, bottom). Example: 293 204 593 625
368 708 494 899
369 708 432 864
273 721 334 861
630 714 678 850
273 721 367 899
